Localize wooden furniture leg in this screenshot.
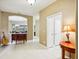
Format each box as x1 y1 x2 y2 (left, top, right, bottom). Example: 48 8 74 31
62 48 65 59
69 53 71 59
60 41 75 59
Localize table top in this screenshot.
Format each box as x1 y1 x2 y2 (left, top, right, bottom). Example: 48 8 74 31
60 41 76 50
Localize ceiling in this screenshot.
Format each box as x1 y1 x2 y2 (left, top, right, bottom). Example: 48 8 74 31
9 16 27 25
9 16 27 21
10 21 27 25
0 0 56 16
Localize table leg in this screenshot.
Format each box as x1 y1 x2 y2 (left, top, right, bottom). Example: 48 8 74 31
62 48 65 59
69 53 71 59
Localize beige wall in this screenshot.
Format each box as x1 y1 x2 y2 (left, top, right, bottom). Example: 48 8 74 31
0 11 33 41
1 12 8 37
27 16 33 40
39 0 76 46
0 11 1 34
39 0 76 59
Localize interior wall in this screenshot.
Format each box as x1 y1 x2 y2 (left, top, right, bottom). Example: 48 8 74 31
27 16 33 40
0 11 1 34
39 0 76 59
0 11 33 41
39 0 76 46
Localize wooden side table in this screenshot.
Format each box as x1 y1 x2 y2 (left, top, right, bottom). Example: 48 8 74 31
60 41 75 59
12 34 27 44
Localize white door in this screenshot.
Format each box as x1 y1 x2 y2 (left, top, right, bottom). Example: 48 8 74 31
47 12 62 47
54 13 62 45
47 15 54 47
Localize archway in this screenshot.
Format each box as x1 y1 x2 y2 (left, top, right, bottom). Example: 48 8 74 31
8 16 27 44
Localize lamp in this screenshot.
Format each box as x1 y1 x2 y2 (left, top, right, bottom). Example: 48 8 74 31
27 0 36 5
63 25 74 43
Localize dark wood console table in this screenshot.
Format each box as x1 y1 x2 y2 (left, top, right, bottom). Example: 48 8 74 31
60 41 75 59
12 33 27 44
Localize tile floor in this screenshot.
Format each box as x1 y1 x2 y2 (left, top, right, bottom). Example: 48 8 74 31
0 39 61 59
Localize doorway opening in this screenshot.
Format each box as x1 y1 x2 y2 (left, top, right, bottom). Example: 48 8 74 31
8 16 27 44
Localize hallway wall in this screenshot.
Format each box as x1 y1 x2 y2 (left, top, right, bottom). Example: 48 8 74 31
27 16 33 40
39 0 76 46
0 11 1 34
39 0 76 59
0 11 33 40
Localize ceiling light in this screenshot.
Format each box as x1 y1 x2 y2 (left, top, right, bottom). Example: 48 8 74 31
27 0 36 5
